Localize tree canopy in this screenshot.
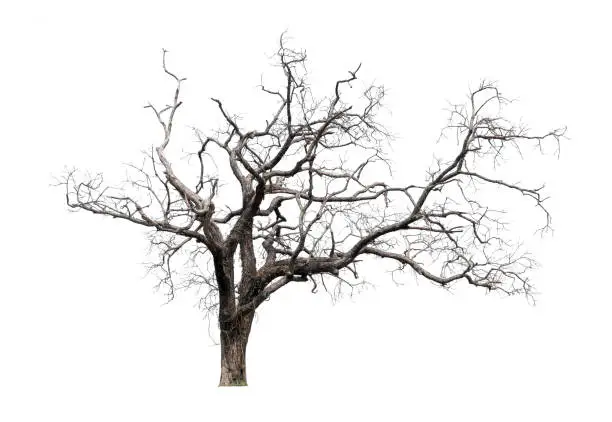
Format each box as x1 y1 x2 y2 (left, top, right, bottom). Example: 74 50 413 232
60 36 563 385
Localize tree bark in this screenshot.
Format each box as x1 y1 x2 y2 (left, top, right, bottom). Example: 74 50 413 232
219 311 254 386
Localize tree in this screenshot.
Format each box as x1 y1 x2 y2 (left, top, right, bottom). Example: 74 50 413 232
59 36 563 386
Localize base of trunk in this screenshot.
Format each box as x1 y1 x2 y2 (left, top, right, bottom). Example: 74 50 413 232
219 340 249 387
218 312 254 387
219 372 248 387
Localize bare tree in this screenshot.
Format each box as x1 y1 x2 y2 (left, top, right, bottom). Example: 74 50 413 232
59 36 563 386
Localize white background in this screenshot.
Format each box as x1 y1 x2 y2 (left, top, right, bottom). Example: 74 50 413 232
1 1 611 421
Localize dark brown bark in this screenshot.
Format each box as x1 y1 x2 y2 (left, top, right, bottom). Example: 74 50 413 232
219 311 254 386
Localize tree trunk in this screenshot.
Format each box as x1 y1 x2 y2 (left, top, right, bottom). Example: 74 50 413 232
219 311 254 386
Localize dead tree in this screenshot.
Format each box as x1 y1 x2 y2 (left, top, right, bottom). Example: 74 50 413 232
60 36 563 386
